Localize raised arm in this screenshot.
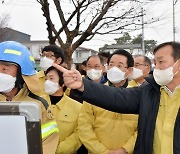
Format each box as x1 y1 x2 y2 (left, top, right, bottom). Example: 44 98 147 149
82 78 141 114
53 63 141 114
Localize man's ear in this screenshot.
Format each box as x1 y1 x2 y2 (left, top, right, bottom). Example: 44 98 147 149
126 67 133 77
144 66 151 77
55 57 62 65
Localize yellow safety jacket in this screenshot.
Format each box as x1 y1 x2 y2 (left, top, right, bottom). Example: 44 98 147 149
0 84 59 154
78 82 138 154
49 94 82 154
128 79 141 88
37 70 46 91
153 86 180 154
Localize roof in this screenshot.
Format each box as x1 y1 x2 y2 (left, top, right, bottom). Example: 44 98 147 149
0 27 31 43
105 44 142 49
2 27 30 36
76 46 98 53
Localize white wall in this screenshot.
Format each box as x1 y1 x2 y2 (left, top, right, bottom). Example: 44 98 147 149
72 50 97 64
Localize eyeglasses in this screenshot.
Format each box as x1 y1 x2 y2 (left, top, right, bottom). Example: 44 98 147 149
134 63 149 67
109 63 128 69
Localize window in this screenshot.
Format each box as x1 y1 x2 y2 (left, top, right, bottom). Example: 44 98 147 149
76 52 82 58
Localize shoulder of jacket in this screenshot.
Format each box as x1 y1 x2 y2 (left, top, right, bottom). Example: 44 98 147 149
82 101 97 110
63 94 82 108
37 70 45 78
28 92 49 110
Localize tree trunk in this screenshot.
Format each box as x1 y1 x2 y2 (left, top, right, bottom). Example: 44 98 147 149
62 45 73 69
66 53 73 69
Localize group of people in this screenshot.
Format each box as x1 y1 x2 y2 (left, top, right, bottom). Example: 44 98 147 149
54 41 180 154
76 50 151 154
0 40 179 154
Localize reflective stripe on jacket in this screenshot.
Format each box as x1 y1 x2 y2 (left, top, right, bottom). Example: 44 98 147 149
41 121 59 139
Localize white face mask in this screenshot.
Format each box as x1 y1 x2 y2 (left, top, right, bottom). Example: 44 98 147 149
153 62 178 86
0 73 16 93
129 67 143 80
44 80 60 95
87 69 102 81
107 67 126 84
40 57 54 71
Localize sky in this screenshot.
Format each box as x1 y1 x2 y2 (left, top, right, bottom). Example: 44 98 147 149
0 0 180 51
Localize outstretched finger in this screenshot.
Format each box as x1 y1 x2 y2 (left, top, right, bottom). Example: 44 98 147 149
52 63 68 73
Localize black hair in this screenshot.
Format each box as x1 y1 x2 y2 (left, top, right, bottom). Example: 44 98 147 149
42 45 65 64
86 55 104 66
45 66 67 92
107 49 134 67
98 51 110 58
81 60 87 66
15 65 25 89
153 41 180 61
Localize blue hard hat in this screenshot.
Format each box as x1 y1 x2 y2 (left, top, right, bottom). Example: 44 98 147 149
0 41 36 76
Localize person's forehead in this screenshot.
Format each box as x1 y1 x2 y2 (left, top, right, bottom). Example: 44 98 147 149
42 51 54 54
47 69 58 75
87 57 101 64
154 45 173 59
46 70 59 79
134 56 144 63
110 54 127 63
0 61 18 67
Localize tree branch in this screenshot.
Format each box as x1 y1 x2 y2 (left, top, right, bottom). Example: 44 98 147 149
53 0 69 35
52 0 87 42
40 0 54 42
72 0 117 50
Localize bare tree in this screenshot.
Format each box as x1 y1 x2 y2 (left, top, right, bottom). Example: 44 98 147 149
37 0 157 66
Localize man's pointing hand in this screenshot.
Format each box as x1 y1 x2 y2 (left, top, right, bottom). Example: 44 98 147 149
52 63 84 91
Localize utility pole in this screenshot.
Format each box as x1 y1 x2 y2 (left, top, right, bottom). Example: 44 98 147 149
141 7 145 54
173 0 178 41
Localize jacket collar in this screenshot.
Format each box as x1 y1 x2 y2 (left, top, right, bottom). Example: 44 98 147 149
86 75 107 84
55 94 67 110
0 84 29 101
145 74 160 93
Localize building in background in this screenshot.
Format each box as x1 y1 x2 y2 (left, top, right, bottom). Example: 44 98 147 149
102 44 143 55
0 27 30 43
